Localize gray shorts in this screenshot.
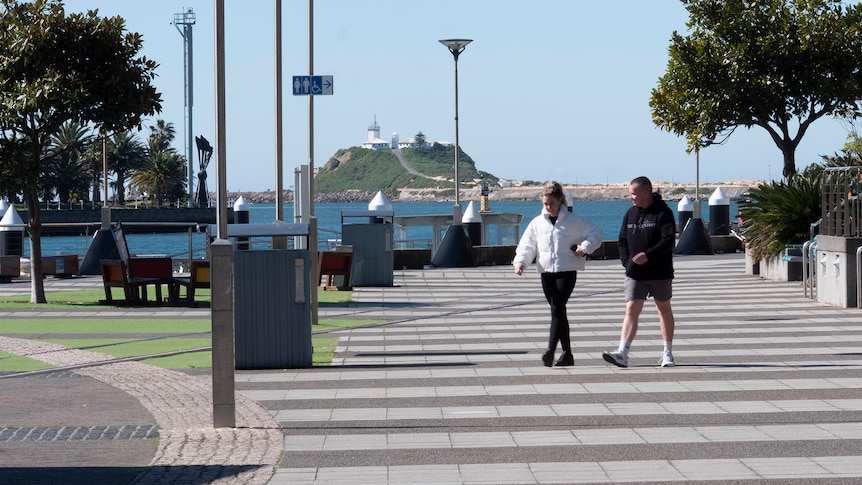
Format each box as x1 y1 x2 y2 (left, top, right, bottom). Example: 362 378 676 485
624 277 672 302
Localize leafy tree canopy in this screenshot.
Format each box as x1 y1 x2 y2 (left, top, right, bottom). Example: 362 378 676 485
650 0 862 178
0 0 162 303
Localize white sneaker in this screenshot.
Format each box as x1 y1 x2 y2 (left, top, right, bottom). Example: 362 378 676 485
659 351 675 367
602 350 628 368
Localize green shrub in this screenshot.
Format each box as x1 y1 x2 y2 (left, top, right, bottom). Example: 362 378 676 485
739 167 821 261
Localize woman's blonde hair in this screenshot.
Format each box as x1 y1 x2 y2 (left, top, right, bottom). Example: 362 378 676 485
542 181 567 206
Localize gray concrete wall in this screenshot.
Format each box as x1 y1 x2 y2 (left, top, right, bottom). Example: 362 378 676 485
814 235 862 308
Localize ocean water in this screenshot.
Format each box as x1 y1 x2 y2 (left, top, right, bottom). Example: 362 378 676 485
26 199 737 258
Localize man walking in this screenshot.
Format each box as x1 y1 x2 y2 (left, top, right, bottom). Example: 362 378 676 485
603 176 677 368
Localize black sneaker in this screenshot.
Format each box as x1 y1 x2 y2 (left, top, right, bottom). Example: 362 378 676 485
555 352 574 367
541 350 554 367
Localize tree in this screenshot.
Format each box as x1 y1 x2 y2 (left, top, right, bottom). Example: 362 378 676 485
414 131 426 147
45 121 92 203
106 131 148 205
148 119 176 154
79 138 103 204
650 0 862 178
131 121 187 205
0 0 161 303
131 150 186 205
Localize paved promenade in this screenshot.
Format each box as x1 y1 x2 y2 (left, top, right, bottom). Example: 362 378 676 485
1 252 862 484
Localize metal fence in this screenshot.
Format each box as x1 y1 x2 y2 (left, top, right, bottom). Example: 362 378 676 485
821 166 862 237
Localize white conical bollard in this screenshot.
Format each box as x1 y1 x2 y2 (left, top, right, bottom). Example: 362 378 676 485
368 191 393 212
677 195 694 231
708 187 730 235
0 203 25 257
461 201 482 223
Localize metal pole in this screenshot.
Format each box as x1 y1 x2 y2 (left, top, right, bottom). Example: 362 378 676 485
439 39 471 224
307 0 315 217
307 0 318 328
453 55 461 223
186 23 194 208
275 0 283 221
211 0 235 429
695 148 701 218
102 136 108 207
174 9 196 208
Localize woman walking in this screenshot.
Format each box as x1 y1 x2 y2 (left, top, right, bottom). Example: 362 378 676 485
513 181 603 366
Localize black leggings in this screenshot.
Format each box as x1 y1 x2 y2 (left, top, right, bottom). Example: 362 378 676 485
540 271 577 353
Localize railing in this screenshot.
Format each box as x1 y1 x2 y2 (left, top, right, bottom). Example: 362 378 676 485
821 166 862 237
392 212 523 254
803 239 817 299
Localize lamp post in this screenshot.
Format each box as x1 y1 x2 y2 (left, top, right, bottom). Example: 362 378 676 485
439 38 472 224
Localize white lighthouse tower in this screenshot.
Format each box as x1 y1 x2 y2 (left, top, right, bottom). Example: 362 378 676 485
360 115 390 150
367 116 380 141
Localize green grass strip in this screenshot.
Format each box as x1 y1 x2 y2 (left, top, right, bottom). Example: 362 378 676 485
0 318 379 334
0 319 211 334
0 351 54 372
0 287 351 308
41 337 210 359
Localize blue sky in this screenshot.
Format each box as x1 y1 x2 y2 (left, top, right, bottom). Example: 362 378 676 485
61 1 855 192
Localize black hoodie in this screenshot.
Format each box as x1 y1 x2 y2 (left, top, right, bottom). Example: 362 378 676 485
617 192 675 280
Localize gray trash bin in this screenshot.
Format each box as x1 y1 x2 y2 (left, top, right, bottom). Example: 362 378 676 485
341 209 394 287
229 223 312 369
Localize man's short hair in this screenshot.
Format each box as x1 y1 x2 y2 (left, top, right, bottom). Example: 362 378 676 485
630 176 652 192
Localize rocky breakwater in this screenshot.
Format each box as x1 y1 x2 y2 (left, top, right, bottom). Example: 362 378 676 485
398 180 759 203
223 180 760 204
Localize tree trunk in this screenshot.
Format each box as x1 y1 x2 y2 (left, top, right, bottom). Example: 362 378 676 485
778 139 798 178
92 176 101 204
116 173 126 205
23 184 47 304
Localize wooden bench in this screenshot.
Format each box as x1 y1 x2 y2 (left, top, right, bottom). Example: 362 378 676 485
41 254 79 278
317 247 353 290
127 256 174 303
0 255 20 282
99 259 161 305
172 260 210 307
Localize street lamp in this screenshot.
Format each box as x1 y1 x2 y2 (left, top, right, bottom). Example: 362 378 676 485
439 38 472 223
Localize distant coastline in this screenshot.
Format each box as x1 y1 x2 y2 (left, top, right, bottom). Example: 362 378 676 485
226 180 761 204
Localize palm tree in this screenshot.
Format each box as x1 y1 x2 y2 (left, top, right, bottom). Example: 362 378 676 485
149 119 176 154
45 122 92 203
107 131 148 205
128 119 187 206
130 150 186 205
78 137 104 204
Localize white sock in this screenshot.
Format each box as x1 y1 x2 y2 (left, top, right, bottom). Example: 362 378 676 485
664 341 673 354
618 340 631 354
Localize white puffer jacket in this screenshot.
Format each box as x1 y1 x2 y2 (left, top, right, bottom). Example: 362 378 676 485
512 205 604 273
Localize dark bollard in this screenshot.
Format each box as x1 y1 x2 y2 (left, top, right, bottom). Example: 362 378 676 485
708 187 730 236
0 203 25 257
677 195 693 233
233 196 250 250
461 201 482 247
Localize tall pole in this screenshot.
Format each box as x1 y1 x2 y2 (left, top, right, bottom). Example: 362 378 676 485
102 136 108 206
174 8 196 208
275 0 284 221
212 0 236 429
307 0 315 217
696 148 702 218
439 39 472 224
453 56 461 221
